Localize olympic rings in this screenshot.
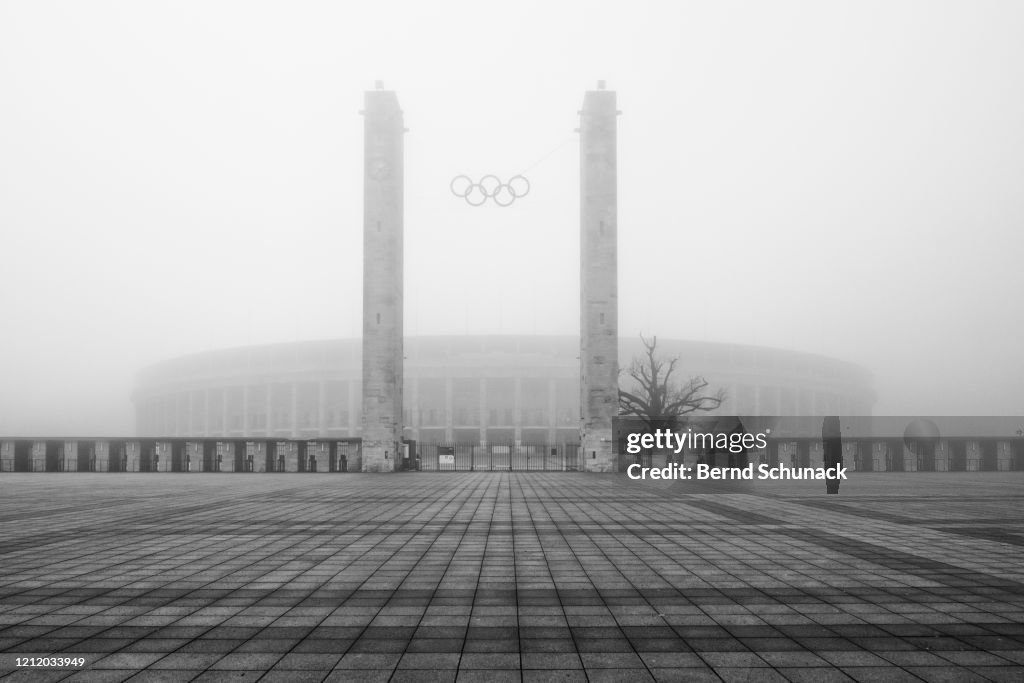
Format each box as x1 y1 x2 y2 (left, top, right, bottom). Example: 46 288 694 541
450 174 531 207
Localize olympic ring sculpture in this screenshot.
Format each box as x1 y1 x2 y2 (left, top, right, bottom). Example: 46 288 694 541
450 174 531 207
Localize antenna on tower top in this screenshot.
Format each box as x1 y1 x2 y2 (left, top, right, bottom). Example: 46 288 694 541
597 80 606 90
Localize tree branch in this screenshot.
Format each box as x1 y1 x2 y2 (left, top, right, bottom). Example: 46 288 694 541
618 336 725 425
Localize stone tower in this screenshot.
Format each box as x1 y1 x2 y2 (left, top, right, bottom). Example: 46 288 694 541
579 84 619 472
361 87 404 472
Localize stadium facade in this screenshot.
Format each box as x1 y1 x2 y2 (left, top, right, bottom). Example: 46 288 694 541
133 335 876 445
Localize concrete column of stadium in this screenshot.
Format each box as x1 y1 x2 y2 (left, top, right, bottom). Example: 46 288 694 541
250 442 267 473
478 377 487 446
579 83 619 472
318 381 327 437
514 377 522 445
997 441 1012 471
94 441 109 472
264 388 272 437
411 376 419 433
445 377 454 442
360 85 404 472
347 381 358 438
242 385 250 434
290 382 298 438
547 378 557 444
61 441 76 471
218 441 234 472
221 391 229 439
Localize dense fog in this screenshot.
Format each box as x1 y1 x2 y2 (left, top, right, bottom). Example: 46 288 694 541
1 1 1022 434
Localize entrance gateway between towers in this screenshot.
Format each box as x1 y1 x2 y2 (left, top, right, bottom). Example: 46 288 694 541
413 443 580 472
0 87 618 476
360 83 619 473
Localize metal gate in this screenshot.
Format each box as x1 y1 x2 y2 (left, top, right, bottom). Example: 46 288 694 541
415 443 579 471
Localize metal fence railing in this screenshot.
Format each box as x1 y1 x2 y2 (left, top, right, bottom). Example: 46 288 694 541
414 443 580 471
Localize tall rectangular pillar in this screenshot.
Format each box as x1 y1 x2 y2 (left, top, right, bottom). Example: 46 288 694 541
579 85 619 472
242 385 250 435
156 441 172 472
125 441 140 472
547 378 557 445
348 381 358 435
283 442 299 472
0 441 12 472
361 87 404 472
251 442 268 473
513 377 523 446
265 389 273 437
95 441 110 472
445 377 454 442
408 376 419 441
218 442 234 472
478 378 487 446
318 381 327 437
290 382 298 438
62 441 77 472
186 441 204 472
222 390 229 437
31 441 46 472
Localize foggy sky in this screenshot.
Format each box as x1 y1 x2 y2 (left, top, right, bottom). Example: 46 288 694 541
2 0 1022 434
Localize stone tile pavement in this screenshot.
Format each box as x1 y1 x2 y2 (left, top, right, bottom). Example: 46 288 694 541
0 472 1022 681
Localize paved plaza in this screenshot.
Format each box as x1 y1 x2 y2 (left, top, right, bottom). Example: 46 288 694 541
0 472 1022 682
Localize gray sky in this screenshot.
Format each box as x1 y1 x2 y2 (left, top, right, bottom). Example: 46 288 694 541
1 0 1022 433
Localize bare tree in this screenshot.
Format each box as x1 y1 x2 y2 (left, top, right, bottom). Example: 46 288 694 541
618 335 726 433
